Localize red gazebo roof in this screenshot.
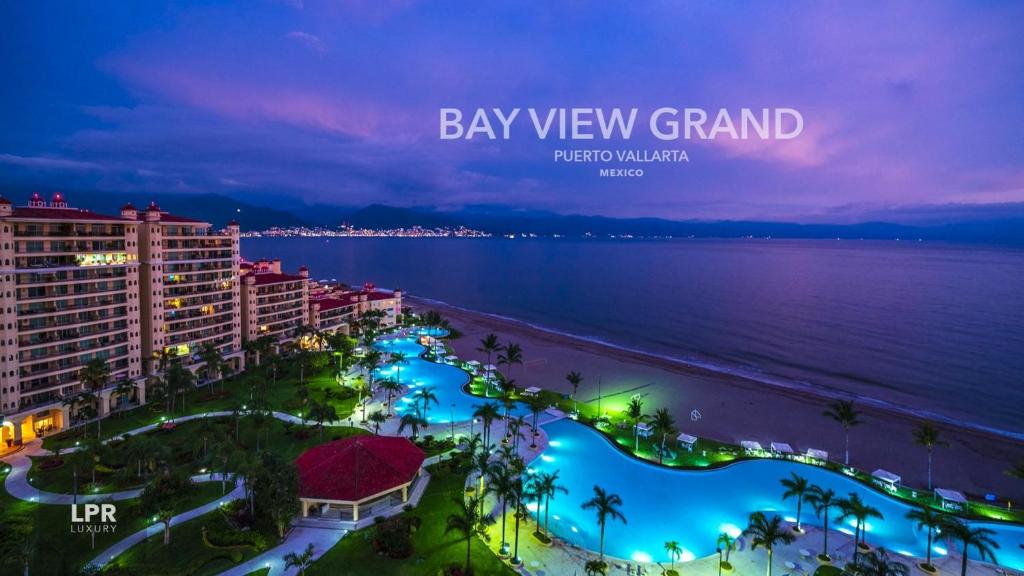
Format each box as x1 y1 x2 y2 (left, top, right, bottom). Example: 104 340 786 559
295 435 425 502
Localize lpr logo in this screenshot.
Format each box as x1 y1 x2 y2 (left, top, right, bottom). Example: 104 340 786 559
71 503 118 534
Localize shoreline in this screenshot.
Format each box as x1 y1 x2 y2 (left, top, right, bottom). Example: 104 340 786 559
408 295 1024 500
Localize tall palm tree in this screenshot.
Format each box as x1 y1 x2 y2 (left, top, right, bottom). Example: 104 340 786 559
471 447 494 518
79 358 110 439
472 402 501 448
858 548 910 576
113 378 136 410
838 492 884 565
378 378 402 417
650 408 676 464
627 396 645 452
390 351 409 388
537 470 568 534
398 409 427 440
308 401 338 441
744 512 796 576
488 464 517 552
905 505 944 569
414 386 439 421
566 371 583 415
823 399 862 466
477 333 503 373
368 410 387 434
717 532 736 564
806 485 840 560
580 485 627 562
527 395 545 447
197 342 225 388
497 342 523 383
360 349 383 395
283 542 315 575
445 494 494 574
942 517 999 576
912 422 947 490
664 541 683 573
780 473 810 532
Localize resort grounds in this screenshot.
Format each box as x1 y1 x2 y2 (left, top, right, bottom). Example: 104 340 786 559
1 314 1022 576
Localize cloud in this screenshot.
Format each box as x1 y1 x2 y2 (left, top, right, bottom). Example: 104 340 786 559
285 31 325 53
0 153 105 172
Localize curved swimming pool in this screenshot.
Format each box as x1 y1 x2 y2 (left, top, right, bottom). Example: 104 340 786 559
532 419 1024 569
373 334 529 424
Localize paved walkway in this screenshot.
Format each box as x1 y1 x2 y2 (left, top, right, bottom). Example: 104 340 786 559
88 473 244 570
220 527 347 576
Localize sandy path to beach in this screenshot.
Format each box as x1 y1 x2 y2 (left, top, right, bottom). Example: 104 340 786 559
411 297 1024 501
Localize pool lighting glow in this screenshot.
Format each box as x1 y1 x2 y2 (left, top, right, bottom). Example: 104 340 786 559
553 515 561 521
631 551 653 563
719 523 743 539
933 545 947 556
540 455 555 463
838 527 855 536
680 550 695 562
784 516 797 523
526 503 539 512
548 440 562 447
571 526 579 533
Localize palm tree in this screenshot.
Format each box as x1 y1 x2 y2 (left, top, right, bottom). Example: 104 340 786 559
942 517 999 576
566 371 583 415
368 410 387 434
308 401 338 441
471 447 494 518
664 541 683 573
823 399 862 466
398 409 427 440
197 342 225 388
580 485 627 562
650 408 676 464
488 465 517 552
414 386 439 421
744 512 796 576
359 349 382 394
497 342 523 383
717 531 736 564
210 433 235 494
527 395 545 447
858 548 910 576
780 473 810 532
390 351 409 387
905 506 944 569
537 470 568 534
806 485 840 560
379 378 402 416
113 378 136 411
627 396 645 452
473 402 500 448
477 333 503 372
838 492 884 565
79 358 110 439
585 560 608 576
445 494 494 574
912 422 947 490
283 542 315 575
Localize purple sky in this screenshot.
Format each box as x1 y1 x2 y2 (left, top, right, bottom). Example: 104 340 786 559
2 1 1023 221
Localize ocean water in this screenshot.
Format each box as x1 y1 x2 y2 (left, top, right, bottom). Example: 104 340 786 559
243 237 1024 437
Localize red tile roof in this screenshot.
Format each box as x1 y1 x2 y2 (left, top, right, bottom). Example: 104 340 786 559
248 272 305 285
8 207 124 222
314 297 352 311
295 436 424 502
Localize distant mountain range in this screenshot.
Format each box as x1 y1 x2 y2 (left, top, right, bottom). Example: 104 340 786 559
2 187 1022 244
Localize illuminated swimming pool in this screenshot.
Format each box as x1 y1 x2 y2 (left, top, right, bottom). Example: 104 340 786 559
373 335 529 424
532 419 1024 569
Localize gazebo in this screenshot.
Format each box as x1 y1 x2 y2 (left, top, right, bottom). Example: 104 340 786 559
935 488 968 511
295 436 425 522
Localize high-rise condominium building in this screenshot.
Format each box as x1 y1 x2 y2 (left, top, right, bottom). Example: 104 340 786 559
0 193 143 447
240 258 310 345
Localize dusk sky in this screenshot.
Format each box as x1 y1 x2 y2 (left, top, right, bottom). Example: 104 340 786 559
2 1 1023 222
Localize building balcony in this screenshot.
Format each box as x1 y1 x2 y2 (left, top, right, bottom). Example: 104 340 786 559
18 321 129 348
17 283 128 303
18 307 128 333
17 295 128 317
15 268 128 286
20 334 130 364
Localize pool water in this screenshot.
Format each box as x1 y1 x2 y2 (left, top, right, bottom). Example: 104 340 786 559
531 419 1024 569
373 334 529 424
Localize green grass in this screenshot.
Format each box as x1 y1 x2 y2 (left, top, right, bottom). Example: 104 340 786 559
43 352 359 452
813 565 844 576
308 464 515 576
0 472 226 575
109 507 270 576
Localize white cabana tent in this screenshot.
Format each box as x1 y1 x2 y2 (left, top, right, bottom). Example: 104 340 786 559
872 469 902 491
935 488 968 511
635 422 654 438
467 360 481 366
770 442 795 455
740 441 763 454
444 355 458 363
676 432 698 452
805 448 828 461
523 386 542 397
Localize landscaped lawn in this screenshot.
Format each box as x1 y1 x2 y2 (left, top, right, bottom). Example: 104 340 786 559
43 352 360 452
308 464 515 576
0 475 226 575
110 507 270 576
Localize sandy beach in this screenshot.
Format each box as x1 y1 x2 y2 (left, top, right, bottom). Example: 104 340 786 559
410 297 1024 502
